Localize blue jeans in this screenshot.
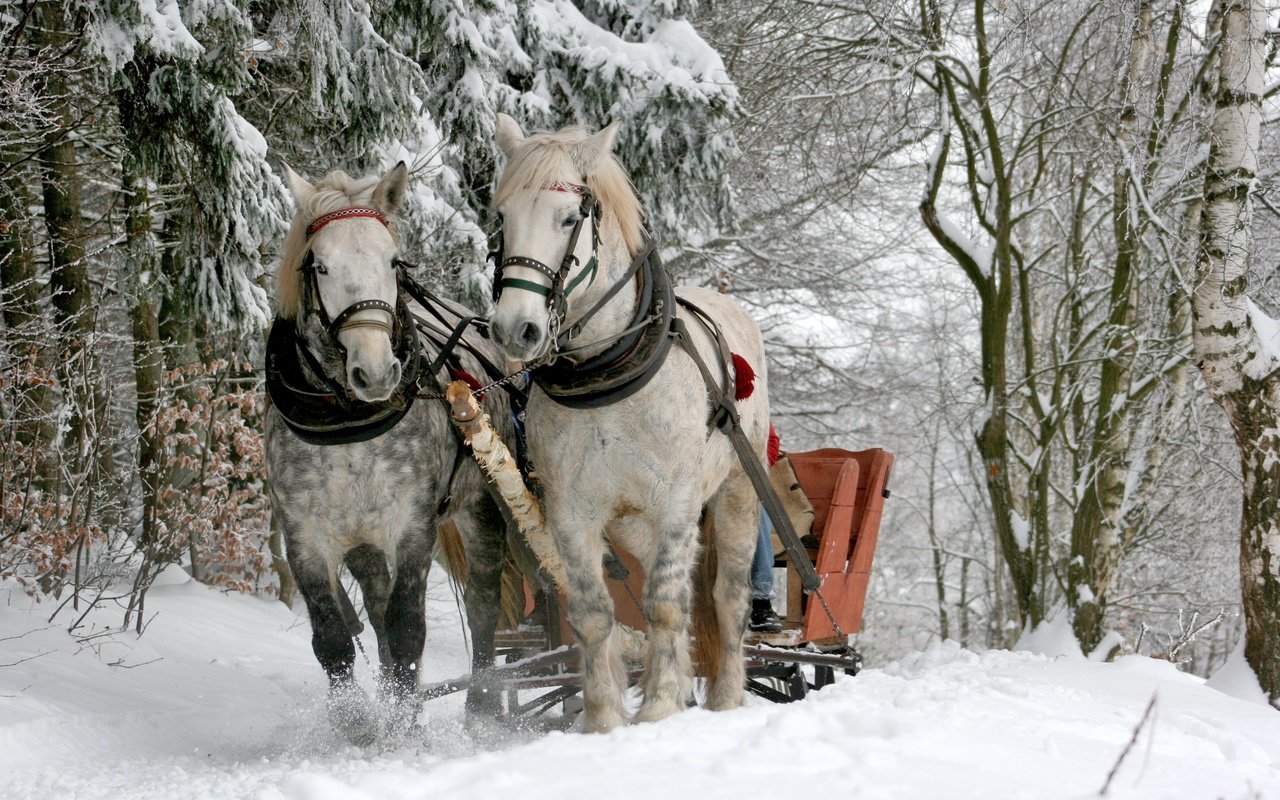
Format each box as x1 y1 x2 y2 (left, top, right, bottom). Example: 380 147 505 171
751 507 775 601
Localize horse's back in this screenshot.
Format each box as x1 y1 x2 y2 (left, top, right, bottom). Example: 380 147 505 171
673 285 765 357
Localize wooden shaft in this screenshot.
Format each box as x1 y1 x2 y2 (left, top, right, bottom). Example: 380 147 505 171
445 381 568 594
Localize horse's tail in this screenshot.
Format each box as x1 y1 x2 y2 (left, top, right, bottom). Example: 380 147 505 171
690 508 722 686
498 555 528 630
435 519 469 595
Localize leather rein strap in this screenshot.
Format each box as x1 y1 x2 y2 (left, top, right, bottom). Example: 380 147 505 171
530 241 672 408
301 206 397 348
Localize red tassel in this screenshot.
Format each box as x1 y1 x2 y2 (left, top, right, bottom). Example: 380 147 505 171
731 353 755 401
449 367 485 401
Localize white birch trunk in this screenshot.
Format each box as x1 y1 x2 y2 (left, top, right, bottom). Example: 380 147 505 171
1193 0 1280 705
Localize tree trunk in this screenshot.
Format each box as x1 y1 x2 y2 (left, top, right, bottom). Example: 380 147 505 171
123 167 164 551
1069 0 1154 652
37 10 98 483
1192 0 1280 705
918 0 1041 630
0 170 54 464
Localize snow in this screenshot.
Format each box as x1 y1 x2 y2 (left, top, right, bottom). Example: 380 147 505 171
4 574 1279 800
91 0 204 70
1015 614 1083 660
1246 297 1280 375
1208 637 1272 707
1009 509 1029 552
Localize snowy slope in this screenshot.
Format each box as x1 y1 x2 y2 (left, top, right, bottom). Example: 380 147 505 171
2 570 1277 800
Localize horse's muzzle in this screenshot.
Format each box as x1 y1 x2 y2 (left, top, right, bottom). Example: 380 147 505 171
348 359 402 403
491 315 548 363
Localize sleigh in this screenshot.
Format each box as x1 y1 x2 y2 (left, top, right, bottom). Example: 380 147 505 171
419 392 894 722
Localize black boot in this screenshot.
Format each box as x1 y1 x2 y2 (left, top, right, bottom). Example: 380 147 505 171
749 597 782 633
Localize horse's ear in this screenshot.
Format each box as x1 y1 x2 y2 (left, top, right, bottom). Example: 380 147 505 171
495 113 525 157
572 120 621 170
373 161 409 215
282 163 315 208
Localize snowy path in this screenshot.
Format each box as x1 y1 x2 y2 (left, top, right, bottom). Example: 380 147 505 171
2 571 1278 800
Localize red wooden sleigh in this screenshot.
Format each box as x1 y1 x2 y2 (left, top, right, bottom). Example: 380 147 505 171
420 446 894 715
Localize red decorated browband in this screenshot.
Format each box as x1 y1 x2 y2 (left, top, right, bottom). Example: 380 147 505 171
307 207 389 236
542 180 588 195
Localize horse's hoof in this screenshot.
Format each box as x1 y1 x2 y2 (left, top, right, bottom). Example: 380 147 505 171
702 691 746 712
464 684 503 720
581 706 627 733
385 696 423 735
327 685 378 746
634 698 683 724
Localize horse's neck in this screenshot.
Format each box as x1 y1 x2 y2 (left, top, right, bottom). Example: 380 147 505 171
563 234 638 361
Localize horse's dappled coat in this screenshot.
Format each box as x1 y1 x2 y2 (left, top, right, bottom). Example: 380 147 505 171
265 164 516 743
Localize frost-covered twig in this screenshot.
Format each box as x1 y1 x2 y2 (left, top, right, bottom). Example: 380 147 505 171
1099 693 1158 796
1165 608 1227 664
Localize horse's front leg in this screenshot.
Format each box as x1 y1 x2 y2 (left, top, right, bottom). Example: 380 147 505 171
551 508 627 732
635 511 699 723
383 525 434 705
288 542 377 744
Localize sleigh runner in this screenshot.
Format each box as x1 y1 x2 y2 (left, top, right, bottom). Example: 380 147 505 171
420 380 894 720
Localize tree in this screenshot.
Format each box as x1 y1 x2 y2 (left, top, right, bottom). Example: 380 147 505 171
1191 0 1280 704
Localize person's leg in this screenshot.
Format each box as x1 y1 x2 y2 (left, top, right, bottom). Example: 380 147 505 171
749 507 782 632
750 508 775 600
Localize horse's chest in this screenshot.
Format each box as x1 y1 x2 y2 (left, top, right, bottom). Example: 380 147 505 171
272 444 424 553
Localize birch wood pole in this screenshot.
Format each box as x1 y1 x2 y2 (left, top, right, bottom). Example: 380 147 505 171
445 381 568 595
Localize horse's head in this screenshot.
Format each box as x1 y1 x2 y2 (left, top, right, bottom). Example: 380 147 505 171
280 162 409 403
489 114 642 363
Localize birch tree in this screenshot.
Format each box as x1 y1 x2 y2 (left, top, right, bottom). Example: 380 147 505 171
1192 0 1280 704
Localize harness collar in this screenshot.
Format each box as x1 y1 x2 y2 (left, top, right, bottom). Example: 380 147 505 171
531 242 675 409
265 295 422 446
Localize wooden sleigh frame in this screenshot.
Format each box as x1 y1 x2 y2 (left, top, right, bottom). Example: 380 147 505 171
419 443 894 722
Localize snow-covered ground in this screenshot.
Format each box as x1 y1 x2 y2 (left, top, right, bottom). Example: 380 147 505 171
2 569 1278 800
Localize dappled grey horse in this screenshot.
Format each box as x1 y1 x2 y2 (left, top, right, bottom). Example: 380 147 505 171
265 163 514 742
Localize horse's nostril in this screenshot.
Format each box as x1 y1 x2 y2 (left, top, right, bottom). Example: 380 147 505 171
519 322 540 346
351 366 369 390
387 361 401 386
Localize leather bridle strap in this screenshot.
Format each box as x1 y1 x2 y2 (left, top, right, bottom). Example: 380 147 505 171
498 256 560 297
496 186 599 309
307 207 388 236
328 298 395 338
302 207 398 347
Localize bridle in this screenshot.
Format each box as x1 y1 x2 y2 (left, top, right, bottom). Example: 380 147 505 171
491 180 601 345
299 206 400 355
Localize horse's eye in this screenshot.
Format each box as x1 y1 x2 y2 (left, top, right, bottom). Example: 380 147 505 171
314 261 329 275
562 214 579 229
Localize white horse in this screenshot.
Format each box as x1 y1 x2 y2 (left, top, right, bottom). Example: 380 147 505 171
488 114 769 731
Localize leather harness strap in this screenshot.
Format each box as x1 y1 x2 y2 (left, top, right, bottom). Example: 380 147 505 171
668 304 822 596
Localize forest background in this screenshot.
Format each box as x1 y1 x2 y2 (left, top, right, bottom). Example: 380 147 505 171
3 0 1279 702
